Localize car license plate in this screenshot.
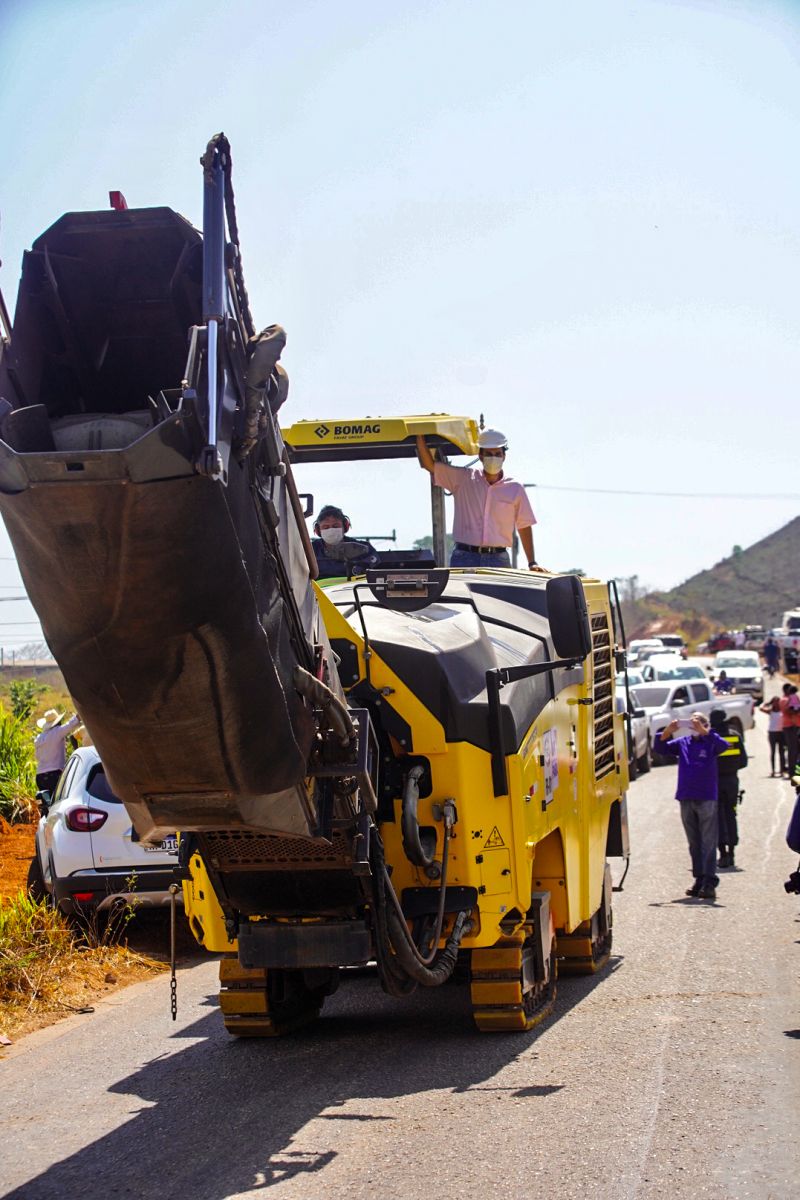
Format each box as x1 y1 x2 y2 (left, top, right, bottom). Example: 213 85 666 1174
145 834 178 854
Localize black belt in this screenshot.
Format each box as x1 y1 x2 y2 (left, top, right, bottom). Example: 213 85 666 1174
455 543 508 554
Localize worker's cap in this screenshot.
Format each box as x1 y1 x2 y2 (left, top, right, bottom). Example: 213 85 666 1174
36 709 64 730
477 428 508 451
708 709 727 730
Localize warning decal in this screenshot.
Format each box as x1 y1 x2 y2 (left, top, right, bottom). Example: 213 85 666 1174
484 826 506 849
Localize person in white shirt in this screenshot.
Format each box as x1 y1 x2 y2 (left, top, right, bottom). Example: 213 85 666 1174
34 709 80 794
416 428 540 569
759 697 786 776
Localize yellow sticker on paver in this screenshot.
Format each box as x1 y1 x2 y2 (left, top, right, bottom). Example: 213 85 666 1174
484 827 505 849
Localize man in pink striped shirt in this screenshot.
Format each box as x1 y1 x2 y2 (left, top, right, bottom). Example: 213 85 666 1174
416 429 539 570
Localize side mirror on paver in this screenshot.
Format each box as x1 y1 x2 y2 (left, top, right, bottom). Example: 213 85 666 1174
546 575 592 662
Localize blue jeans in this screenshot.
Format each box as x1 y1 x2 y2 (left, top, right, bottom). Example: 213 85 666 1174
450 547 510 569
679 799 718 887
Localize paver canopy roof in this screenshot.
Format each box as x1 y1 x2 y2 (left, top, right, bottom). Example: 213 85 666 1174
282 413 479 462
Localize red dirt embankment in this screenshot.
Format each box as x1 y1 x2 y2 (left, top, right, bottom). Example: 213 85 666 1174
0 818 36 901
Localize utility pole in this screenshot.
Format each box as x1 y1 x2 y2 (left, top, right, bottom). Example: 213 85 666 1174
512 483 536 569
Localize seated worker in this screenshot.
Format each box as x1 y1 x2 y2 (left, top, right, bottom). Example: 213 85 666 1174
416 428 539 569
311 505 378 580
713 670 734 695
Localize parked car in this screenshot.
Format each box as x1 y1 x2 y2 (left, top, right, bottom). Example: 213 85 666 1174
742 625 766 650
27 746 179 916
777 613 800 672
627 638 664 665
656 634 687 657
708 651 764 702
630 680 754 763
639 655 706 683
616 668 645 689
615 691 652 777
780 609 800 635
707 632 736 653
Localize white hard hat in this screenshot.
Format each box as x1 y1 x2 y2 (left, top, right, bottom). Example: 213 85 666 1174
477 428 508 450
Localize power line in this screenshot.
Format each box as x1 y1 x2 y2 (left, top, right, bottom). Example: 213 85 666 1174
523 484 800 501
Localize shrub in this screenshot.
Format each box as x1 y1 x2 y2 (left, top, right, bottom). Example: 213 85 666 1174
0 891 74 1005
9 679 45 723
0 705 37 822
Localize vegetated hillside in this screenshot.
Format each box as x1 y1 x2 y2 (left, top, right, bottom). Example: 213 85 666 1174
617 516 800 645
662 516 800 629
621 594 715 647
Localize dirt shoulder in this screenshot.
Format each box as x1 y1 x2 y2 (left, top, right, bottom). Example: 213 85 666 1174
0 818 37 897
0 821 200 1049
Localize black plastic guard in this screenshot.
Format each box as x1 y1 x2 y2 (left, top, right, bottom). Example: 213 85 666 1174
238 920 372 969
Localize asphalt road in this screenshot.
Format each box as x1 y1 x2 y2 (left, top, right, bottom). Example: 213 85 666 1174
2 689 798 1200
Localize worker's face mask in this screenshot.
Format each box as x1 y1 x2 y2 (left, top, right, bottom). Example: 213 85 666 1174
482 453 504 475
320 526 344 546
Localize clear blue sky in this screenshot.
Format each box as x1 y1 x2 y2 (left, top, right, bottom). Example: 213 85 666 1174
0 0 798 647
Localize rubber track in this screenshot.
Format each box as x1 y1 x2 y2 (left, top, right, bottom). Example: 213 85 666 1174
470 927 557 1033
217 957 322 1037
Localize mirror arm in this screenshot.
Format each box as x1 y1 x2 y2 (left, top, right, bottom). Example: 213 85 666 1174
494 657 581 688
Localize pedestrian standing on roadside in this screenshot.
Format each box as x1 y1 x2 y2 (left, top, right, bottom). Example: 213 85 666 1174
655 712 728 900
760 696 787 776
709 709 747 868
780 684 800 780
763 636 780 677
34 709 80 795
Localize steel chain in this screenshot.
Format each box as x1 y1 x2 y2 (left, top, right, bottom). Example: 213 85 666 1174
169 882 179 1022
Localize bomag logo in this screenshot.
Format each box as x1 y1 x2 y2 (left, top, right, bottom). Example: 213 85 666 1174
333 424 381 437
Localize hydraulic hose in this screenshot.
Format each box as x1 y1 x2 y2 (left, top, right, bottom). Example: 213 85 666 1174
369 815 471 989
293 666 355 747
389 799 455 966
401 765 435 868
385 902 471 987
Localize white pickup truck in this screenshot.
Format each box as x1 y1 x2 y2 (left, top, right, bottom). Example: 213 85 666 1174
779 609 800 673
629 678 754 763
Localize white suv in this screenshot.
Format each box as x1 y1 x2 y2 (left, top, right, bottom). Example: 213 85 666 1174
28 746 179 916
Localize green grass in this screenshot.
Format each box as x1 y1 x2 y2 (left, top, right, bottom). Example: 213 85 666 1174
0 706 37 823
0 890 74 1005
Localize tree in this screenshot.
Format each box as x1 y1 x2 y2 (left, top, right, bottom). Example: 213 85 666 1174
413 533 455 557
614 575 646 604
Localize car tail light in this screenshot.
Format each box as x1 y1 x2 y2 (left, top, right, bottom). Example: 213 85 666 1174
65 807 108 832
72 892 95 902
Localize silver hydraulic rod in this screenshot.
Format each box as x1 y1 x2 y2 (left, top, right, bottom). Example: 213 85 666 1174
206 322 219 454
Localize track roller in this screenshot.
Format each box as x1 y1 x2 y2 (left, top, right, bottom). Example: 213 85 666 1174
557 863 613 976
470 921 557 1033
218 956 327 1037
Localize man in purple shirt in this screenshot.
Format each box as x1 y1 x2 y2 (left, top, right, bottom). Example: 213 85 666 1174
416 428 539 570
656 712 728 900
